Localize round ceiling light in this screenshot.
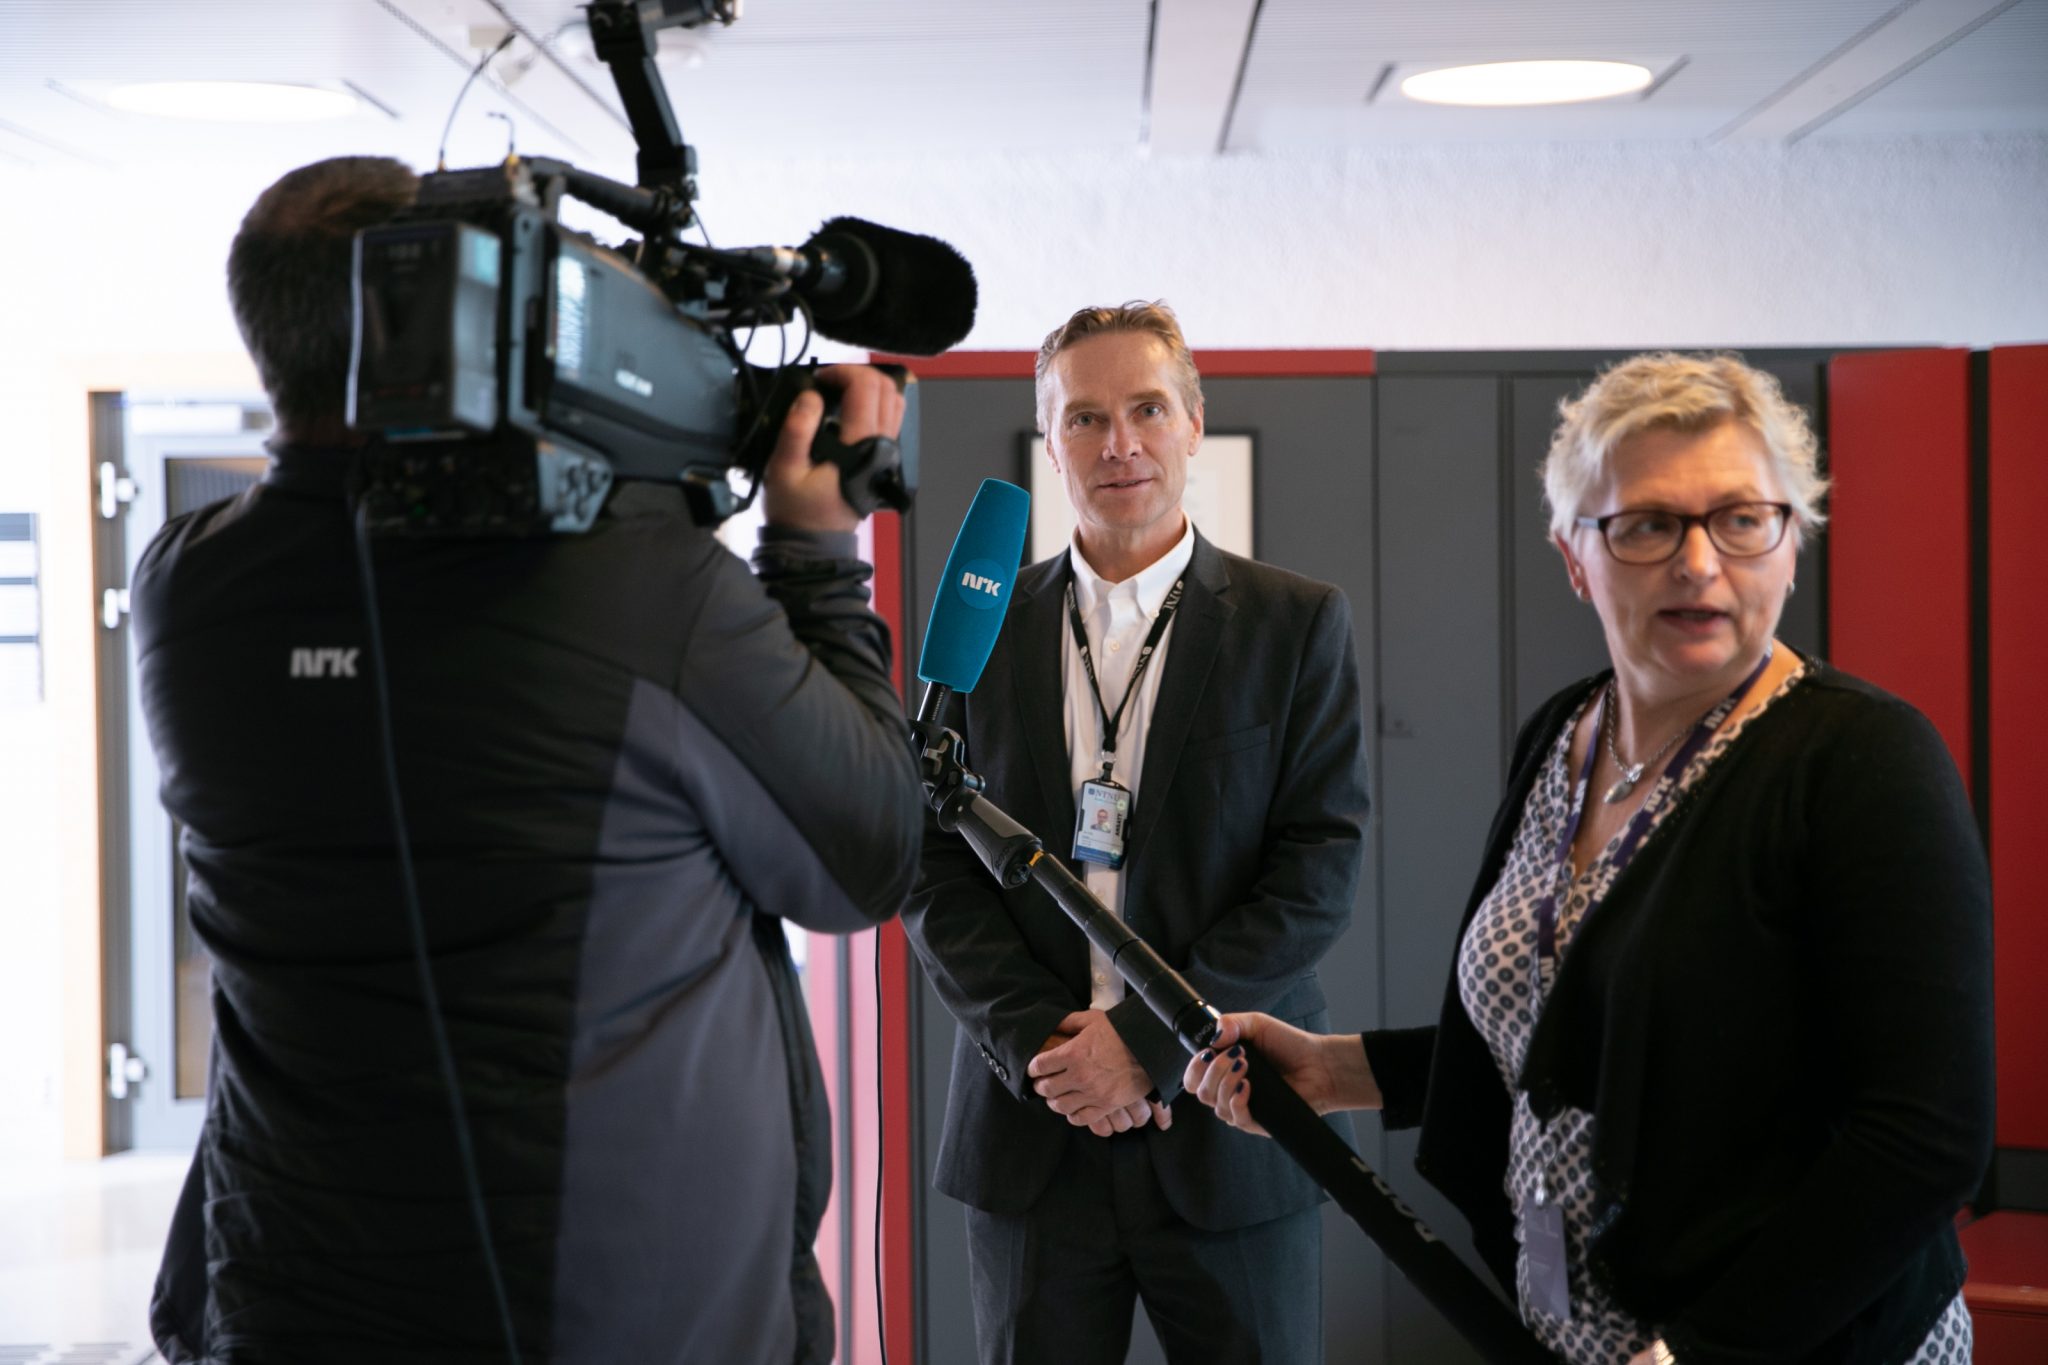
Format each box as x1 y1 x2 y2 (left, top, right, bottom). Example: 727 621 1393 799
1399 60 1652 107
106 81 360 123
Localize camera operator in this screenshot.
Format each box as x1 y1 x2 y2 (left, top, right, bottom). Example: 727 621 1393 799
140 156 923 1365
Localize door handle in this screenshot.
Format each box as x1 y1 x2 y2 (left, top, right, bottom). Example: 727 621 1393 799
107 1041 149 1100
98 462 138 521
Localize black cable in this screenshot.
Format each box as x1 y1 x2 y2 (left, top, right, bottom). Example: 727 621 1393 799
744 314 794 509
778 299 797 371
789 295 816 367
437 30 519 170
721 300 814 518
874 927 889 1365
349 499 523 1365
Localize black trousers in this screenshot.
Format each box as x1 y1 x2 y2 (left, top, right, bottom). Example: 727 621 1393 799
964 1128 1323 1365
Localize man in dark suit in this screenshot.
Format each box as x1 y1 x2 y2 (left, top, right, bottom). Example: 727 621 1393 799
903 301 1370 1363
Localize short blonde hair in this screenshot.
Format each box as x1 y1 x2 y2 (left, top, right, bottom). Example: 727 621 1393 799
1542 352 1829 541
1034 300 1203 434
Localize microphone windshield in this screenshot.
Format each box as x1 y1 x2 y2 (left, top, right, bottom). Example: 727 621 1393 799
918 479 1028 692
801 217 977 356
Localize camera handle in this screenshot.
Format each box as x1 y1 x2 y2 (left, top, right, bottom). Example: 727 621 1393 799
810 428 909 518
586 0 714 213
741 364 915 517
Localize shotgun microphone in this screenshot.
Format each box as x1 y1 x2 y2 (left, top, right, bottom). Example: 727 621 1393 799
724 217 979 356
795 218 978 356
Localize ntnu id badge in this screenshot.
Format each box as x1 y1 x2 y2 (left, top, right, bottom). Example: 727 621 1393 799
1072 776 1131 869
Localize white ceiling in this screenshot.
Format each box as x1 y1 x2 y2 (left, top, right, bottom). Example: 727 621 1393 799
0 0 2041 180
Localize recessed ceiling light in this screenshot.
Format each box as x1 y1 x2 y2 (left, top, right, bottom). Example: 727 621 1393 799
1400 60 1652 107
106 81 359 123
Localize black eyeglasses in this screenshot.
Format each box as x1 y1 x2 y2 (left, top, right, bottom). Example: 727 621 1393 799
1574 502 1793 565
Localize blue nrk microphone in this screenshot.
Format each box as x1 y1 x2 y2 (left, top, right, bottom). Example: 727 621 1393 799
917 478 1029 703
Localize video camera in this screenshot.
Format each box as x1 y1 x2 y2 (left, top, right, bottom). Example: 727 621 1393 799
345 0 976 535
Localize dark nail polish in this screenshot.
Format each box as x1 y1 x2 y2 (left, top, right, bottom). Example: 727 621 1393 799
1231 1058 1244 1073
1228 1045 1243 1059
1197 1049 1213 1063
1235 1080 1247 1095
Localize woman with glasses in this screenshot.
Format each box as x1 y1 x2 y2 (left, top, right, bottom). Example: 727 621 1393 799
1185 353 1991 1365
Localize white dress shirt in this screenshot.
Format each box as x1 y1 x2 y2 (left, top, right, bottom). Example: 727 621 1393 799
1061 517 1198 1010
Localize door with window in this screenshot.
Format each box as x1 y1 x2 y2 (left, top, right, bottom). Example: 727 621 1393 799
95 394 272 1151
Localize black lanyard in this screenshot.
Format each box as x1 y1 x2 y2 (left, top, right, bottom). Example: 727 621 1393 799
1534 650 1774 968
1065 577 1184 783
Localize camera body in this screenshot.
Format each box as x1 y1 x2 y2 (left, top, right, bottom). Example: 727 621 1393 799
345 0 945 536
349 160 760 533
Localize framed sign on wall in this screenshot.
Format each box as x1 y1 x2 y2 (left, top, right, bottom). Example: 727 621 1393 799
0 513 42 705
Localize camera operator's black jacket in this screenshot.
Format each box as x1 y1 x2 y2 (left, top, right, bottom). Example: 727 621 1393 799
138 446 922 1365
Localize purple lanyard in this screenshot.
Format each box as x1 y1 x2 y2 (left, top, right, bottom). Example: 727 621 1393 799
1533 650 1773 968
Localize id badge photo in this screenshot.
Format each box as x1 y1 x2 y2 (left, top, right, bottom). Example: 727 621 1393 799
1072 777 1131 870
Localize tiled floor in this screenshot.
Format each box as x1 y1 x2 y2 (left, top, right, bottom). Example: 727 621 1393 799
0 1150 186 1365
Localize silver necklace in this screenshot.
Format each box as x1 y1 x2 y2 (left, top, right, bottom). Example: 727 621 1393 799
1601 648 1777 805
1601 681 1693 805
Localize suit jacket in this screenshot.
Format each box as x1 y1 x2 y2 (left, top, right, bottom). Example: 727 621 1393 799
904 531 1371 1231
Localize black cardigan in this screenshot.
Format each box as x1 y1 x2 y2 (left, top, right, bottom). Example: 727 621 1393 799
1364 663 1993 1365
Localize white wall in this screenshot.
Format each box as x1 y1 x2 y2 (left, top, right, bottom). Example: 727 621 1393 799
0 345 259 1163
0 131 2042 1157
10 133 2047 359
0 156 276 1158
686 133 2048 350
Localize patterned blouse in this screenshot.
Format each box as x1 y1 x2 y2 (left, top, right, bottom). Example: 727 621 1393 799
1454 665 1971 1365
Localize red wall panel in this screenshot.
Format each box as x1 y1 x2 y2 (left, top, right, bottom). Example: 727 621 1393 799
1988 344 2048 1151
1960 1211 2048 1362
866 508 915 1363
1827 349 1975 788
872 349 1377 379
872 509 905 696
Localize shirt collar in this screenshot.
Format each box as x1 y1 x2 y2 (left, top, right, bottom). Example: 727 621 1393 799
1068 515 1196 619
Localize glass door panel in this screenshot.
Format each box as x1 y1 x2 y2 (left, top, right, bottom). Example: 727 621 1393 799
118 402 271 1151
